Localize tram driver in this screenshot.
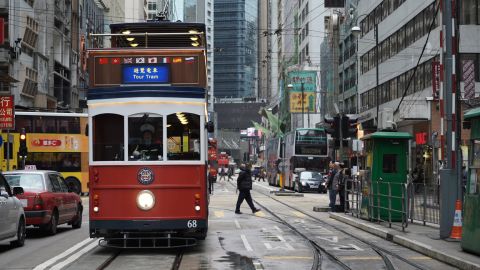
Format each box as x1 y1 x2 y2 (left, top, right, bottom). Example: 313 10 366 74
131 123 163 160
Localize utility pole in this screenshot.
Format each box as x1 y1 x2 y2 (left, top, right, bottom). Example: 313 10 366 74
439 0 457 239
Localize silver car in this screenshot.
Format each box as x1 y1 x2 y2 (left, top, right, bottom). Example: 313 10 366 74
0 173 26 247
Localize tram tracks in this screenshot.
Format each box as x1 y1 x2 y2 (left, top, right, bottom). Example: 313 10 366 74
249 185 428 270
95 249 184 270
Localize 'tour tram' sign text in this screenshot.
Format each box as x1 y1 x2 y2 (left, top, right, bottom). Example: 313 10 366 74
122 64 170 84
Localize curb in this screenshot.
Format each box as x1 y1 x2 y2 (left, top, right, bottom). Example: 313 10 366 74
313 206 330 212
329 213 480 270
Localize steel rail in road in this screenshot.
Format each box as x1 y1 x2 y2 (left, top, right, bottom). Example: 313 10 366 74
95 249 184 270
253 199 352 270
250 185 427 270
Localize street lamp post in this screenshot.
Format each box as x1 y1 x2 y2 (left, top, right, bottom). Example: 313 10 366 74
351 15 378 129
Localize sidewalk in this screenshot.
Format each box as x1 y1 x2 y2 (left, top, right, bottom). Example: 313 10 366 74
330 213 480 270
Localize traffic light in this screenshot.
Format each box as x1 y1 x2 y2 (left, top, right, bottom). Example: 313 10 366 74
19 128 28 157
341 115 358 139
324 115 341 140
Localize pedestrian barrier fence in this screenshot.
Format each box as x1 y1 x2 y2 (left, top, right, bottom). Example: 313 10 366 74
408 182 440 225
344 178 443 231
345 178 441 229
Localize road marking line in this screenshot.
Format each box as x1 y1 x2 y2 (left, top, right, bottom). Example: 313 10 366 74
276 235 286 242
264 242 295 251
264 256 312 260
292 211 306 218
235 219 241 229
253 182 276 191
49 241 98 270
410 256 432 260
253 262 264 269
274 226 282 232
33 238 95 270
254 211 265 217
340 256 382 260
241 234 253 251
214 211 224 218
316 236 338 243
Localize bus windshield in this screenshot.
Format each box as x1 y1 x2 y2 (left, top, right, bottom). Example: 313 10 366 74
295 129 327 156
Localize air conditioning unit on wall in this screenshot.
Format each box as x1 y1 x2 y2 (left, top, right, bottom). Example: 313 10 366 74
378 108 396 131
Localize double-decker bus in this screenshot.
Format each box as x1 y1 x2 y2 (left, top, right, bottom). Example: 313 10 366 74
1 111 88 194
265 137 280 186
269 128 329 189
87 21 211 247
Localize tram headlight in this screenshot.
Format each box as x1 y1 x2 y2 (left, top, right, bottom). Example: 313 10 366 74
136 190 155 211
301 181 307 186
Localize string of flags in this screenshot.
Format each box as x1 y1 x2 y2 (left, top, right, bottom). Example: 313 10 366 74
98 56 197 65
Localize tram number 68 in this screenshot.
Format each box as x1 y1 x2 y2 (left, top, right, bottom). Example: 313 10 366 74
187 220 197 228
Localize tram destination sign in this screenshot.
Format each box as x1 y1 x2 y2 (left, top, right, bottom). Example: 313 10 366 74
122 64 170 84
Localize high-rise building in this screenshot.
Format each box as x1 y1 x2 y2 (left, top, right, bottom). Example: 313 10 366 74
125 0 145 22
214 0 258 98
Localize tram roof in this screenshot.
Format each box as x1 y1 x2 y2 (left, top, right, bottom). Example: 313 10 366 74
465 107 480 120
361 131 412 140
109 21 206 48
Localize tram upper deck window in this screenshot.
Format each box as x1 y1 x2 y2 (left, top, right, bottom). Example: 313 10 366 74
167 113 201 161
93 114 124 161
128 113 163 161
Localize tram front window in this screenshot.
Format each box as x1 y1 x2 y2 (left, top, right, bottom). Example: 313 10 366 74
167 113 201 160
128 113 163 161
93 114 124 161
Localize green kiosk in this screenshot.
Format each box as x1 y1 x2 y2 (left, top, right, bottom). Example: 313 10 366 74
462 108 480 255
360 132 412 222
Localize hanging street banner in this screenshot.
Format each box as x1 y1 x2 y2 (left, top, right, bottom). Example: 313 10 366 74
287 71 317 113
0 95 14 129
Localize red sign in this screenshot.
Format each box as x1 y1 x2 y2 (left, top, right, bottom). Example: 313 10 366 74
0 18 4 45
31 139 62 147
416 132 427 145
432 61 440 100
0 95 14 129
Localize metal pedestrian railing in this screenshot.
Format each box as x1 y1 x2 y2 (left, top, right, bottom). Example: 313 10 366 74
407 182 440 225
344 177 408 231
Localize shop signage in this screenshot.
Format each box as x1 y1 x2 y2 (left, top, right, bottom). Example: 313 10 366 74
416 132 427 145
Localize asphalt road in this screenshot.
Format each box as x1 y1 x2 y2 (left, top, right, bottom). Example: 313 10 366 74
0 181 458 270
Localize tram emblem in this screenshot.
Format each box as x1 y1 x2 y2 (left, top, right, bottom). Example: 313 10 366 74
137 167 155 185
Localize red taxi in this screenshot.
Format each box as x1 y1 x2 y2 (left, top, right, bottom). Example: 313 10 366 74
3 170 83 235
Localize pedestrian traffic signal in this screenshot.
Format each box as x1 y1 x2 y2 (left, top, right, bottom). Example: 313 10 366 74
324 115 340 140
341 115 358 139
19 128 28 157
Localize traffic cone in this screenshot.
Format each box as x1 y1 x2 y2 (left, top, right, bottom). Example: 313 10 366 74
450 200 463 239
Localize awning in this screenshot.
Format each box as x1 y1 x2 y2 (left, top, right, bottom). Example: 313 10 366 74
0 71 19 83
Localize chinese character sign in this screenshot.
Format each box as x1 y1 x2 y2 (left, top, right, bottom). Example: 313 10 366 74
287 71 317 113
289 92 316 113
0 95 14 129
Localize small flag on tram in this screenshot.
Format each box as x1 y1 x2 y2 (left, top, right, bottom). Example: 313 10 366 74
112 58 121 64
124 58 133 64
148 57 158 63
162 57 171 63
98 58 109 64
173 57 182 63
136 57 145 64
185 57 195 64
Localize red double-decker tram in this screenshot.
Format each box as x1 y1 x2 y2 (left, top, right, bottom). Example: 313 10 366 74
87 21 211 247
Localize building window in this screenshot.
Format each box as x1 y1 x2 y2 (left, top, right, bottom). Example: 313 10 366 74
461 0 479 25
